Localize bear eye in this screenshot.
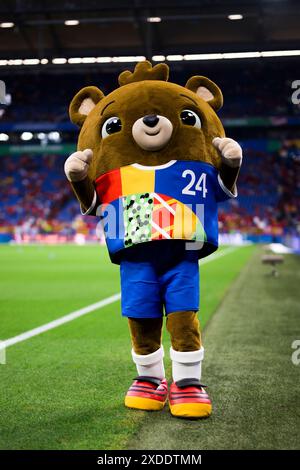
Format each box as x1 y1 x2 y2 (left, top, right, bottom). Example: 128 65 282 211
180 109 201 128
101 117 122 138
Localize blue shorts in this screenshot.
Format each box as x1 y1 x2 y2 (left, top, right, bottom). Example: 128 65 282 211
120 243 199 318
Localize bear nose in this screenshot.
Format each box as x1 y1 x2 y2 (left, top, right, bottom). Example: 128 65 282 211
143 114 159 128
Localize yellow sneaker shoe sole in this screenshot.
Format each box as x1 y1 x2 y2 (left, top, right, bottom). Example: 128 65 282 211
170 402 212 419
125 395 166 411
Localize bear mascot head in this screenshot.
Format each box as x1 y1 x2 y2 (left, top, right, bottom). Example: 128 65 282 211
69 60 225 178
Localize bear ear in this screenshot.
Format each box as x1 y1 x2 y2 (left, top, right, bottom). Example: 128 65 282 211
69 86 104 126
185 76 223 111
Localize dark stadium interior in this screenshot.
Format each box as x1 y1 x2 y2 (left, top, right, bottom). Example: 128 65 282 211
0 0 300 59
0 0 299 247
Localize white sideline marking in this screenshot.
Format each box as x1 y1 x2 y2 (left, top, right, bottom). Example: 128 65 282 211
2 293 121 349
2 246 239 349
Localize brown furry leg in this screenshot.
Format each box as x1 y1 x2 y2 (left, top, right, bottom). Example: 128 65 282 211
166 310 202 351
128 317 163 355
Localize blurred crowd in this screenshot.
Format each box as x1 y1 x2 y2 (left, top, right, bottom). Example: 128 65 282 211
0 153 98 243
0 139 299 244
219 139 300 239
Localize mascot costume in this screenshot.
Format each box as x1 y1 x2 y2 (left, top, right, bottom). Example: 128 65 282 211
64 61 242 419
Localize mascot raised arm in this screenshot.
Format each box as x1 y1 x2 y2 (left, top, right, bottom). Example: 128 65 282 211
64 61 242 419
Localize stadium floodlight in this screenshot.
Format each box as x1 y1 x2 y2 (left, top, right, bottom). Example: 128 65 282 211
222 51 260 59
166 55 184 61
0 22 14 28
228 14 243 20
37 132 46 140
52 58 67 64
147 17 162 23
64 20 80 26
96 57 112 63
22 59 40 65
152 55 166 61
112 56 146 62
21 132 33 141
261 50 300 57
2 50 300 67
81 57 97 63
0 133 9 141
48 131 61 142
8 59 23 65
184 53 223 61
68 57 82 64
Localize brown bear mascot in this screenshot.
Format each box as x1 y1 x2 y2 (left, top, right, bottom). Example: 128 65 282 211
64 61 242 419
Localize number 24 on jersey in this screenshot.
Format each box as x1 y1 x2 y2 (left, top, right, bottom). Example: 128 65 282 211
181 170 208 198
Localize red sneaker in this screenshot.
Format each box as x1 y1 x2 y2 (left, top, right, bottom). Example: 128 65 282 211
169 378 212 418
125 376 168 411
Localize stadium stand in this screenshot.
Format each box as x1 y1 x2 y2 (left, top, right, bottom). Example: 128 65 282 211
2 62 300 125
0 152 97 243
1 137 299 245
220 138 300 242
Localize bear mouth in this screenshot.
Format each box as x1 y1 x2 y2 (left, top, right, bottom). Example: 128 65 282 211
145 129 160 136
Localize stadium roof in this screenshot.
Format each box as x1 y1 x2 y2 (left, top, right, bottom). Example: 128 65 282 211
0 0 300 68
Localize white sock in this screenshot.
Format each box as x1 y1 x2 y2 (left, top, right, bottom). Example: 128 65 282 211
170 347 204 383
132 346 165 380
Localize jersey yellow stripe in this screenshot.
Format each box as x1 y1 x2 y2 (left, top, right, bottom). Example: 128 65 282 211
120 165 155 196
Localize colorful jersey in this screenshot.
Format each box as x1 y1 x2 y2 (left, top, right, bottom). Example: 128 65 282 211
91 160 236 263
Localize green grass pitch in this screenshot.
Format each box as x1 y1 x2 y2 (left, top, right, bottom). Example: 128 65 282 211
0 244 299 449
